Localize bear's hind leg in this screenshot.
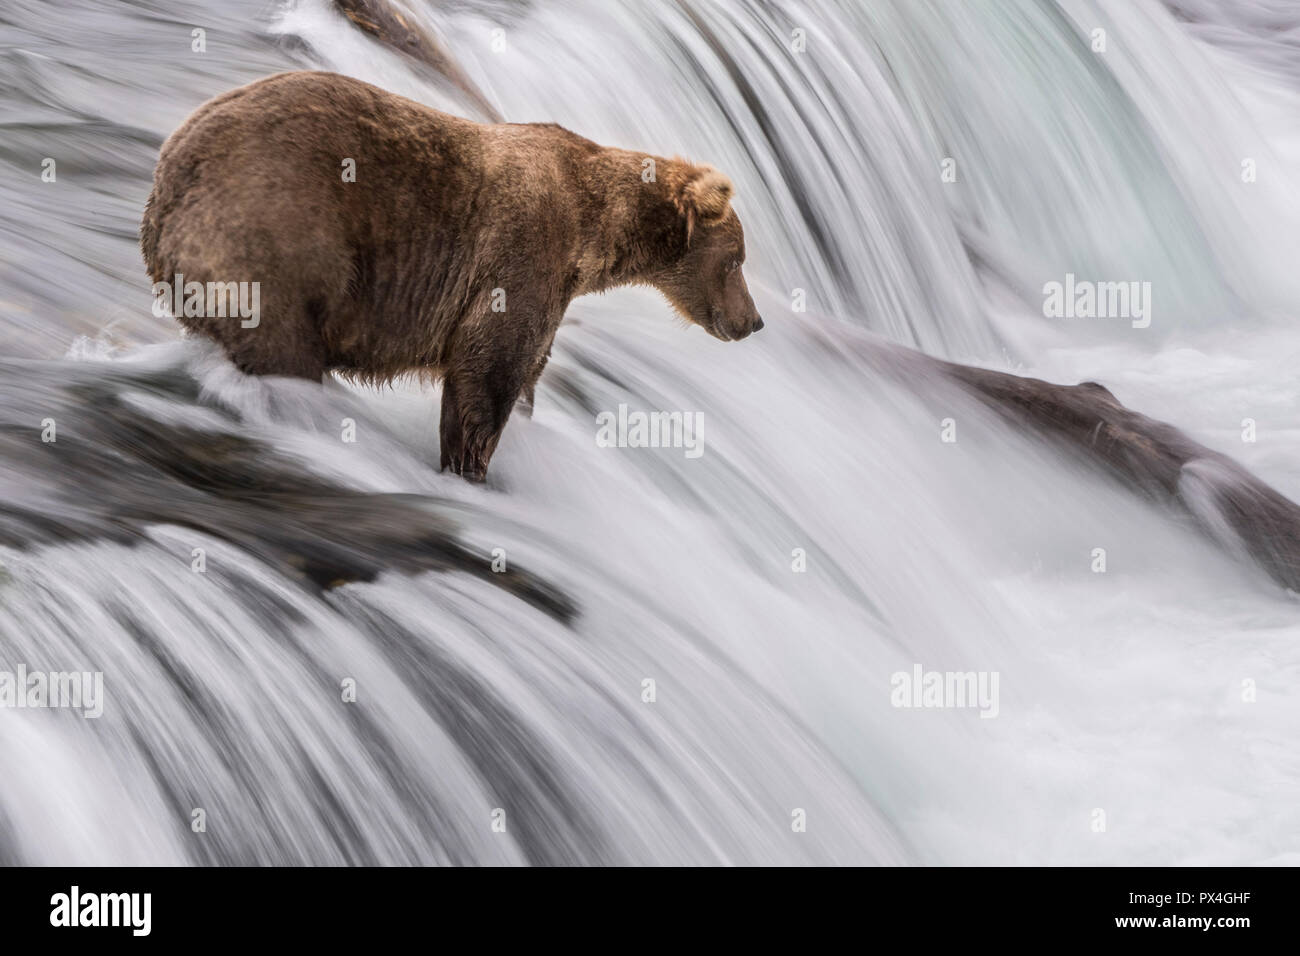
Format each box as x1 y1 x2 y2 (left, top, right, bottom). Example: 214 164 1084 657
230 341 327 382
216 299 329 382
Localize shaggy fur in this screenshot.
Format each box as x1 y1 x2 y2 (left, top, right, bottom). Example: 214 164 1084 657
141 71 763 480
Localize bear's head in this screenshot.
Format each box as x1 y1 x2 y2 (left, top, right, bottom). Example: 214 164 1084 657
649 164 764 342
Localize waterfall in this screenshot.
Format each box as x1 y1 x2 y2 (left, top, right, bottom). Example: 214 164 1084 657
0 0 1297 864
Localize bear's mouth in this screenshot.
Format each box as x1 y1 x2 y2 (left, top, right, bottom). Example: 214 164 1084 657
705 317 765 342
705 307 732 341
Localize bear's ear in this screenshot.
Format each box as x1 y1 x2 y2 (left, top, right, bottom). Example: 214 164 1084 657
672 164 734 245
683 167 734 220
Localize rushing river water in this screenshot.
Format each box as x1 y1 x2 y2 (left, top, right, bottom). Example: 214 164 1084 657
0 0 1297 864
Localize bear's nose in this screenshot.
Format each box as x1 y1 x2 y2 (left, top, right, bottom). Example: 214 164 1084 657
752 316 764 332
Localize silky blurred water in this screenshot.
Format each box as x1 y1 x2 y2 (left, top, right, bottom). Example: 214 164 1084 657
0 0 1297 864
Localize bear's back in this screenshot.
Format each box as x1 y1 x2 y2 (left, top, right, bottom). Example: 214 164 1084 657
151 71 485 240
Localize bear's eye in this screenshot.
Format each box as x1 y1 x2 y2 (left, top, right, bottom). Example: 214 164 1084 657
726 260 740 274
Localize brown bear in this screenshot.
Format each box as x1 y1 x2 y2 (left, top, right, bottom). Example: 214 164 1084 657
140 71 763 481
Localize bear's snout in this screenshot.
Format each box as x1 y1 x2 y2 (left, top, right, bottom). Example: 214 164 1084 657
710 307 763 341
731 308 764 339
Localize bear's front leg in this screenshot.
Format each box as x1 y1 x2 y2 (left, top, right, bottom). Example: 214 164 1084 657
438 375 475 479
439 348 529 482
514 347 551 420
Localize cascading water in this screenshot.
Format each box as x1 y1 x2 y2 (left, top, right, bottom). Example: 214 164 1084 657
0 0 1297 865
